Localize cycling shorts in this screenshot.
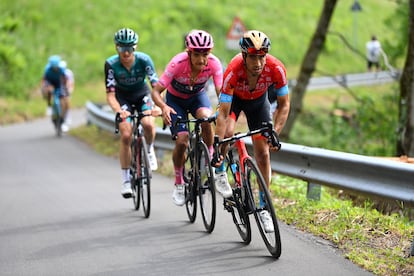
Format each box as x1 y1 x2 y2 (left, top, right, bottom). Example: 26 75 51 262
42 82 69 98
117 94 154 114
230 92 272 131
166 91 212 134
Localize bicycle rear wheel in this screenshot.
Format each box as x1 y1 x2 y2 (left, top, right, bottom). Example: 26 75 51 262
138 137 151 218
197 142 216 233
184 149 197 223
244 158 281 258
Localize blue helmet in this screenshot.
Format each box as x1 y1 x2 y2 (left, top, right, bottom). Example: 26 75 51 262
114 28 138 46
48 55 61 67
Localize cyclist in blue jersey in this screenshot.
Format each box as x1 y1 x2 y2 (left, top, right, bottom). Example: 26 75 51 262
41 55 70 132
105 28 160 199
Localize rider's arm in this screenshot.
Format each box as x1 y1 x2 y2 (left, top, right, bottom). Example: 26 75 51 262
215 92 233 140
151 82 167 109
106 92 122 114
104 61 123 115
151 82 176 126
210 54 224 98
273 93 290 134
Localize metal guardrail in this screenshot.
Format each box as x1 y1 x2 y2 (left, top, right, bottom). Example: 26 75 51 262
86 101 414 204
288 70 400 91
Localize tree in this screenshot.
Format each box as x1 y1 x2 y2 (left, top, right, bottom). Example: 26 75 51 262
281 0 338 139
398 0 414 156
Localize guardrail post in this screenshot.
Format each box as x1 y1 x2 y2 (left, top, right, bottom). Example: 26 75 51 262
411 239 414 256
306 182 321 201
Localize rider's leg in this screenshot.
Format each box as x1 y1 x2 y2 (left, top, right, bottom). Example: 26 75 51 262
172 132 188 184
119 121 133 182
141 115 158 170
60 97 69 121
252 137 271 188
141 116 156 146
196 107 214 156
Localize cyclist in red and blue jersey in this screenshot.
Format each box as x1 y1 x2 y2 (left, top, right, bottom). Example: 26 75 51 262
105 28 160 199
41 55 70 131
214 30 290 232
151 30 223 206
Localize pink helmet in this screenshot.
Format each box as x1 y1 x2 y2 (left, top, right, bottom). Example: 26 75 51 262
185 30 214 51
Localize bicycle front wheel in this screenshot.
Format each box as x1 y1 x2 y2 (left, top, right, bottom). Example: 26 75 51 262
184 149 197 223
52 97 62 137
131 136 141 211
197 142 216 233
244 158 281 258
231 186 251 244
138 136 151 218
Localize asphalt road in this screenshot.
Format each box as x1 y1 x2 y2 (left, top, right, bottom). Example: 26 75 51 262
0 110 373 276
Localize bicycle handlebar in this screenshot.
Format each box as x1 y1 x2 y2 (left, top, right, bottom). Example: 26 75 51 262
211 122 281 165
170 115 217 140
114 112 151 134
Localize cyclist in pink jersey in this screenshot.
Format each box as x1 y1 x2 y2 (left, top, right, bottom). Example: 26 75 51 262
152 30 223 206
213 30 290 232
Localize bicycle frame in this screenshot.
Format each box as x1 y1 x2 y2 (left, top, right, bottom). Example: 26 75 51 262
115 110 152 218
51 88 63 137
173 115 217 233
212 122 282 257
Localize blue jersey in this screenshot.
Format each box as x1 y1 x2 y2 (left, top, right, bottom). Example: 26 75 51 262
105 52 159 102
43 65 66 89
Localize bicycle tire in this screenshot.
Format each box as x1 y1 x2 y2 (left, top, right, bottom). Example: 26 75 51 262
226 161 251 244
197 142 216 233
232 187 252 244
244 158 282 258
52 96 62 137
184 149 197 223
131 135 141 211
138 136 151 218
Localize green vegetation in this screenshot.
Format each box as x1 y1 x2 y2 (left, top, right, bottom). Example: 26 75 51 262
271 176 414 276
2 0 401 99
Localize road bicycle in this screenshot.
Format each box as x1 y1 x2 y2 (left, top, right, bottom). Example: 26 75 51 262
212 122 282 258
172 115 217 233
51 88 64 137
115 110 153 218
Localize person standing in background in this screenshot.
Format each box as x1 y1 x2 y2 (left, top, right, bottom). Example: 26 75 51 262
366 35 382 72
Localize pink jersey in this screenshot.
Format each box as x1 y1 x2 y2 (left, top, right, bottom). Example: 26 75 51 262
222 53 287 100
158 52 223 99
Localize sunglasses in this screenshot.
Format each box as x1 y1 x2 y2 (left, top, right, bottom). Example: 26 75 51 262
246 48 268 55
116 45 136 53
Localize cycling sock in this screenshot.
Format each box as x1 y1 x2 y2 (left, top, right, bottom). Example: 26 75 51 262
122 168 130 183
174 166 184 184
147 143 154 152
215 162 225 173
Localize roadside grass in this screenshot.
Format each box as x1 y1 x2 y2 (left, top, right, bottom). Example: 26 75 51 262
69 123 414 276
270 176 414 275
